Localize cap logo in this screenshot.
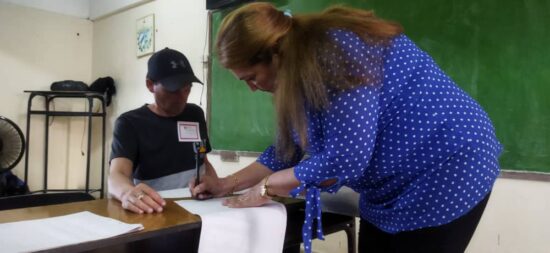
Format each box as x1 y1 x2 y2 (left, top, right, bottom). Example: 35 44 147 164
170 60 187 69
170 60 178 69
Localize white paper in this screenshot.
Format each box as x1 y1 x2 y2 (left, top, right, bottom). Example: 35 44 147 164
176 197 233 214
158 187 193 199
176 198 287 253
158 188 247 200
0 211 144 253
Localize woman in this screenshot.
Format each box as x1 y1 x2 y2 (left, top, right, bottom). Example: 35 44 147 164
191 3 502 252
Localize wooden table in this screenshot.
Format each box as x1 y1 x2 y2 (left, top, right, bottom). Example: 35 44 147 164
0 198 201 252
0 197 354 253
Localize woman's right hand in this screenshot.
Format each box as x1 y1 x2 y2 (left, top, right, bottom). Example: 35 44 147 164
190 161 274 200
189 170 232 200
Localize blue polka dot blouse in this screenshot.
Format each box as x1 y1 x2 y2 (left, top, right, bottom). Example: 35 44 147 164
257 30 502 252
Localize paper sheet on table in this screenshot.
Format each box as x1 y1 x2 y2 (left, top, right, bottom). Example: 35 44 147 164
176 198 287 253
158 187 192 198
158 188 247 199
0 211 143 253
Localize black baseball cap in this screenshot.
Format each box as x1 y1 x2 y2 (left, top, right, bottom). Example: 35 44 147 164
146 48 203 92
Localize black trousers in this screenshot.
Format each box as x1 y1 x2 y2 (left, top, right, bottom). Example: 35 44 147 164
358 192 491 253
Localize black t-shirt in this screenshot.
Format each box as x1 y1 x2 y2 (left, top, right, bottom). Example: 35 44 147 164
110 104 211 180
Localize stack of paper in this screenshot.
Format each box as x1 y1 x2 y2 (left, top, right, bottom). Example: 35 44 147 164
0 211 143 253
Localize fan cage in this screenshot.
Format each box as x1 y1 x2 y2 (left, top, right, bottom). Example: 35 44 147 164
0 116 25 172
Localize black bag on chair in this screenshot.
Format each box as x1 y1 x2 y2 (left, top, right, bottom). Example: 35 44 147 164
89 76 116 106
50 80 89 91
0 171 29 197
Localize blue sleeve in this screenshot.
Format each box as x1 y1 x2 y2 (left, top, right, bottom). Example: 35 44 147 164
257 145 304 172
293 29 383 193
293 86 380 193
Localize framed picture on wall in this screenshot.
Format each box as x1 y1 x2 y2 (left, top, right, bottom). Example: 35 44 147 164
136 14 155 57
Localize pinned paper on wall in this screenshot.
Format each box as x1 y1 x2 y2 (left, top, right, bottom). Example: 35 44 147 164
136 14 154 57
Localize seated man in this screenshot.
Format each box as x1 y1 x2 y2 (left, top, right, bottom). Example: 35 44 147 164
108 48 215 214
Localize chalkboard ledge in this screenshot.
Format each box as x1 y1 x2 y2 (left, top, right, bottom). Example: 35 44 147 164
499 170 550 182
209 150 262 162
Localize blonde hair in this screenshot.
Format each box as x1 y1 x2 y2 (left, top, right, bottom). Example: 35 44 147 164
217 2 403 161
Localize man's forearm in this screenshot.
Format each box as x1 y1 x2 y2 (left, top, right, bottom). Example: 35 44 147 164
108 171 135 201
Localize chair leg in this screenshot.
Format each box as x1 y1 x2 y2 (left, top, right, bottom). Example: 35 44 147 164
345 219 356 253
283 244 300 253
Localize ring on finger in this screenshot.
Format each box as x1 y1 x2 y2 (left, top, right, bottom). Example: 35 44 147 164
136 192 145 201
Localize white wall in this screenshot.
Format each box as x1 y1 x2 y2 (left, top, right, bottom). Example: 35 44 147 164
90 0 154 20
467 178 550 253
0 0 90 19
0 2 93 191
0 0 152 20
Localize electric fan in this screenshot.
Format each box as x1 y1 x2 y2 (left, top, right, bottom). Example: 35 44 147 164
0 116 25 173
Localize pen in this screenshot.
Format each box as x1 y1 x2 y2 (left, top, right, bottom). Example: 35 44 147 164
193 142 200 186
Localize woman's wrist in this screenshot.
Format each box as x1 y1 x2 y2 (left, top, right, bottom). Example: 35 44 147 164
222 174 239 196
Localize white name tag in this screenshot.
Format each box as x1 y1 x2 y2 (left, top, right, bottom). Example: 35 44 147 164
177 121 201 142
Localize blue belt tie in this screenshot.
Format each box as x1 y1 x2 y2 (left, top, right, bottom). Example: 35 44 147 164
290 183 324 253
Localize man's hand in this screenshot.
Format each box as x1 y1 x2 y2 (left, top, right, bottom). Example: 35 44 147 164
121 183 165 214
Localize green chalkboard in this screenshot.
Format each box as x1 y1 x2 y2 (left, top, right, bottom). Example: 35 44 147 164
209 11 276 152
208 0 550 173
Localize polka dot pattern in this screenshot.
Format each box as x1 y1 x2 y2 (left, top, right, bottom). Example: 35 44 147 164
257 30 502 253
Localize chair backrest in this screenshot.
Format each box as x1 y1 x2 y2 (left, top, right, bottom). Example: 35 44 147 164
0 192 95 211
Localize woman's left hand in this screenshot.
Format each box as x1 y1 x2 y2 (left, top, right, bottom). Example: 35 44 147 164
223 182 270 208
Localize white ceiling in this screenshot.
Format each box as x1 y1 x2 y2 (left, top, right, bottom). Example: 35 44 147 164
0 0 153 20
